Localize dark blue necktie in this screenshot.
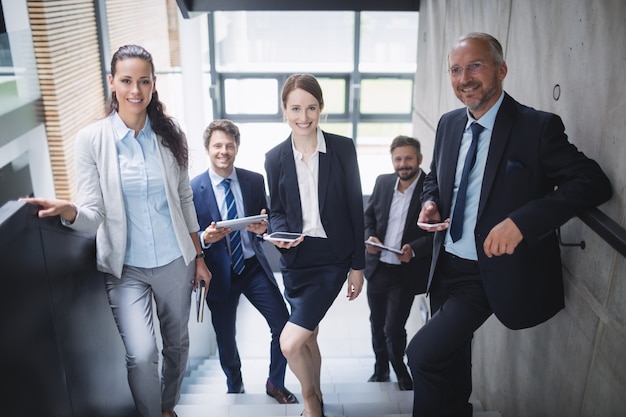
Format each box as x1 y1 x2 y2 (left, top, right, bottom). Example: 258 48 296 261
450 122 484 242
221 179 245 275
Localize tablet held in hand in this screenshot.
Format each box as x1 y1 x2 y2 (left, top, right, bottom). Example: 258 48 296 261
215 214 268 230
263 232 304 243
364 240 403 255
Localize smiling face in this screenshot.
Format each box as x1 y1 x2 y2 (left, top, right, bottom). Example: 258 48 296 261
282 87 322 139
207 129 238 177
449 37 507 119
392 145 421 182
108 57 155 124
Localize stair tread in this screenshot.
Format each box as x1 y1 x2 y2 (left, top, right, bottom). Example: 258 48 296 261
175 357 501 417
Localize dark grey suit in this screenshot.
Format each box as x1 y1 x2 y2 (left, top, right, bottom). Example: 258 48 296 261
364 170 432 381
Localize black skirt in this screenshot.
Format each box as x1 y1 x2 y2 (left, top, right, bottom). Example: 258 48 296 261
280 237 351 331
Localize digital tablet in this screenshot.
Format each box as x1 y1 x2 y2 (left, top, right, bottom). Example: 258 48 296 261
364 240 403 255
215 214 268 230
263 232 304 243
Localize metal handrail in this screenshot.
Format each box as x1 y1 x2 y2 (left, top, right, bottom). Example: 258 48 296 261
578 207 626 258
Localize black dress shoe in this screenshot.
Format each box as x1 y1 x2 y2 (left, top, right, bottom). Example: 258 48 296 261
397 376 413 391
367 373 390 382
227 386 245 394
266 379 299 404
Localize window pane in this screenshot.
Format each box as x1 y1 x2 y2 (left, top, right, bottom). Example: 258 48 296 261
360 78 413 114
359 12 418 73
355 122 414 195
317 78 347 115
318 122 352 139
224 78 278 114
215 11 354 72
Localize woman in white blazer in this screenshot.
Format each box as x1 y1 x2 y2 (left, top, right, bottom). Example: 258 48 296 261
25 45 211 417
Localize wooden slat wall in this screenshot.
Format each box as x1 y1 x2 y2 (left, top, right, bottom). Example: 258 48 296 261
25 0 179 201
167 0 181 67
105 0 172 70
27 0 105 200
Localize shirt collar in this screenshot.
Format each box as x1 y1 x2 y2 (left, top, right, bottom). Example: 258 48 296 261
394 170 421 192
291 127 327 159
110 111 152 142
465 91 505 131
208 167 238 187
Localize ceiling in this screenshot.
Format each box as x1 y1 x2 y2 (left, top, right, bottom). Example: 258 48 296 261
175 0 420 18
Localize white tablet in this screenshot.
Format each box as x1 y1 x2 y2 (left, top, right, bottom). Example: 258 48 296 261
215 214 268 230
364 240 403 255
263 232 304 243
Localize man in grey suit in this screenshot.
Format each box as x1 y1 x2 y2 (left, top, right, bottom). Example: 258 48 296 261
364 135 432 391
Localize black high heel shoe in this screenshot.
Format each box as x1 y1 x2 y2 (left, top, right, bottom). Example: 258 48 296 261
300 397 325 417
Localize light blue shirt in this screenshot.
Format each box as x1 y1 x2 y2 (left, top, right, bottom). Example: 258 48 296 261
112 112 181 268
445 92 505 260
208 168 255 259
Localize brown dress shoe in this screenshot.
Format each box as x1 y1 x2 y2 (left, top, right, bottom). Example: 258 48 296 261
266 379 299 404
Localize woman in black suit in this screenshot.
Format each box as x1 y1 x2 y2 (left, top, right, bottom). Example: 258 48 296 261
264 74 365 417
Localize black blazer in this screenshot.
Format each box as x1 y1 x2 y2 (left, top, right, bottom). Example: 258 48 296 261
364 170 432 295
190 168 278 301
264 131 366 270
422 92 612 330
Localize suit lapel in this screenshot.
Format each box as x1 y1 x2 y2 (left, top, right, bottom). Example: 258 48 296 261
280 138 303 225
318 133 330 212
441 113 468 212
200 173 222 221
377 175 395 238
236 168 250 215
404 169 424 236
478 94 515 220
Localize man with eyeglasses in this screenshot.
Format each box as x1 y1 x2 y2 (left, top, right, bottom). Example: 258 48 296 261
405 32 612 417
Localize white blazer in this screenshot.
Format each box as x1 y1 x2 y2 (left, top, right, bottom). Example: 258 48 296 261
66 116 199 278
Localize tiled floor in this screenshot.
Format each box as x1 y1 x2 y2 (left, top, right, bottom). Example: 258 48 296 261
176 273 430 416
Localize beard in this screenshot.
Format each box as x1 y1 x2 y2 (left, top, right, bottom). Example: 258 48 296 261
396 167 418 181
457 77 499 115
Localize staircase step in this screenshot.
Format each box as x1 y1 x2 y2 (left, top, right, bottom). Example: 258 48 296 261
175 357 501 417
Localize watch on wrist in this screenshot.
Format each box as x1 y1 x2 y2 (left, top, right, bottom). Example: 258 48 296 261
195 252 205 259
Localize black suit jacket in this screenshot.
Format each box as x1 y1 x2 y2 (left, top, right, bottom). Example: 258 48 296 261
264 131 365 270
422 93 612 330
364 170 432 295
190 168 278 301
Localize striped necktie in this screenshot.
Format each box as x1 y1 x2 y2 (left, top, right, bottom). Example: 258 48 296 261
221 178 245 275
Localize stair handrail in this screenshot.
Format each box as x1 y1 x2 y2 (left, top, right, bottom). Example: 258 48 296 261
577 207 626 257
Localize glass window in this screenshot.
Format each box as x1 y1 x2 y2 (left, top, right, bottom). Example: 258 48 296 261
356 122 415 194
214 11 354 72
359 12 418 73
360 77 413 114
316 77 347 115
224 78 278 115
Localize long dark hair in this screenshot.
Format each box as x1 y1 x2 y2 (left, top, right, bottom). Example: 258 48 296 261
106 44 188 168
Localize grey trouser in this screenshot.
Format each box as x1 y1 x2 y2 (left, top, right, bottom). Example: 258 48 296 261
105 256 194 417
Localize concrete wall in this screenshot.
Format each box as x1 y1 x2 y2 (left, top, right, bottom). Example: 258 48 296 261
412 1 626 416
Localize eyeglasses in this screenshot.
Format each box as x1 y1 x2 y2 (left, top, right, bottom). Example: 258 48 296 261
449 62 489 77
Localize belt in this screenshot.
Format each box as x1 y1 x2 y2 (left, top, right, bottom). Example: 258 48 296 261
379 262 402 269
440 250 478 266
